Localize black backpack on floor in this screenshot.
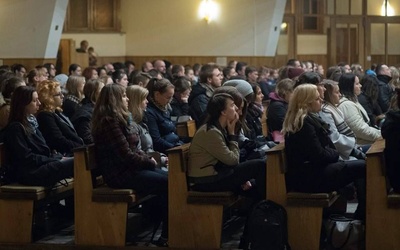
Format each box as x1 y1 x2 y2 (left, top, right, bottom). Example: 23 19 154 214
243 200 291 250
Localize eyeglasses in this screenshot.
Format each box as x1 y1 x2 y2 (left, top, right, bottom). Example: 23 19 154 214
53 92 63 97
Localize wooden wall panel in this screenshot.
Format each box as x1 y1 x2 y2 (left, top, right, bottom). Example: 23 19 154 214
371 55 400 68
2 59 56 72
88 55 331 71
388 55 400 68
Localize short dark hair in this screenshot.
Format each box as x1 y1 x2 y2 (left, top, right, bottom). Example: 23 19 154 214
235 62 247 73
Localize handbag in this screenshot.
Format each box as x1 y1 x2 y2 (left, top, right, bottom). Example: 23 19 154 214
324 214 365 250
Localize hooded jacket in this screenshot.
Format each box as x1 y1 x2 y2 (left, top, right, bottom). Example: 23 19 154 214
267 92 288 133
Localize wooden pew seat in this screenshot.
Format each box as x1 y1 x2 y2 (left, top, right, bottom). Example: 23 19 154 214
286 191 338 207
0 178 73 200
167 144 239 249
266 143 340 250
366 139 400 249
0 143 74 244
74 145 154 247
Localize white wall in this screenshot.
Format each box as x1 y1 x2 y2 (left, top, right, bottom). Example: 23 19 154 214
0 0 67 58
120 0 285 56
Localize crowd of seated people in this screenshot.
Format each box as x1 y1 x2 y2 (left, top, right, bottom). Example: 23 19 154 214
0 58 400 248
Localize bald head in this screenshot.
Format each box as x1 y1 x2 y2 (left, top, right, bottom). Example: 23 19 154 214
154 60 166 74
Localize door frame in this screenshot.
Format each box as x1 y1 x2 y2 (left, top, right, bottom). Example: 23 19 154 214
365 16 400 68
329 16 365 67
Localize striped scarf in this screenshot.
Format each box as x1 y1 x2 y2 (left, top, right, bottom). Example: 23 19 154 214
322 103 355 138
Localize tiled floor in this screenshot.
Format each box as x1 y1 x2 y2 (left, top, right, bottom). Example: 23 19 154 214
32 211 245 248
30 201 358 249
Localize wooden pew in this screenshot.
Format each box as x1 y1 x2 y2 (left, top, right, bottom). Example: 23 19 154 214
167 144 238 249
366 139 400 250
261 100 269 137
266 143 339 250
0 143 74 244
176 119 197 139
73 145 154 247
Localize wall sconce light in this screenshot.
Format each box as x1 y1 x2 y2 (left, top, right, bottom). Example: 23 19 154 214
381 0 395 16
199 0 219 24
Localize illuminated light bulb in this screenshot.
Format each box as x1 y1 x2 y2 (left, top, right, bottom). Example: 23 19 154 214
199 0 219 23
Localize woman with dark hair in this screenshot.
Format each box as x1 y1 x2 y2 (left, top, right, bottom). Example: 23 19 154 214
382 88 400 193
70 79 104 144
43 63 56 80
358 75 385 127
170 76 191 117
188 92 266 201
283 84 366 220
112 69 129 88
145 78 182 153
0 77 26 130
267 78 294 141
92 84 168 246
246 84 264 139
3 86 73 186
36 80 84 156
337 73 381 145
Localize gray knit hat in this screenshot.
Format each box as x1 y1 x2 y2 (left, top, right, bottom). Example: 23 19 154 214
54 74 69 87
223 79 253 98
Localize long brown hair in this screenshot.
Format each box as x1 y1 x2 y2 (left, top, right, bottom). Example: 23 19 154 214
92 84 129 134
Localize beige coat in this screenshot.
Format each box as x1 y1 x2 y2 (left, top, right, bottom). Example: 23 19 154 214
188 124 239 182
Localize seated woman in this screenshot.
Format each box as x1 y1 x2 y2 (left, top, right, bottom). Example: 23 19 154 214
267 78 294 142
358 75 385 127
0 77 26 130
188 92 266 201
170 76 191 118
321 79 364 160
112 69 129 88
245 84 264 139
3 86 73 186
26 68 48 88
82 66 99 82
63 75 85 119
126 85 168 168
283 84 366 220
145 78 182 153
337 73 381 146
92 84 168 246
70 79 104 144
382 88 400 193
36 80 84 156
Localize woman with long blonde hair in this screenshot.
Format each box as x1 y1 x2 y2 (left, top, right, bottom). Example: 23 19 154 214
126 85 168 168
283 84 366 221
